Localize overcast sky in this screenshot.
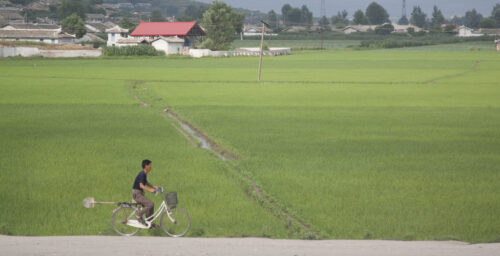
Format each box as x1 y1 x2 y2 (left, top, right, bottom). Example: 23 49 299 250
198 0 499 18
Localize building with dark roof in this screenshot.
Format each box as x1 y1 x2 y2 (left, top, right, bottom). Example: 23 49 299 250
0 29 75 44
1 23 60 30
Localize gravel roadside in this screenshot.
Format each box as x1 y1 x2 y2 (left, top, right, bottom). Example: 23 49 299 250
1 235 499 256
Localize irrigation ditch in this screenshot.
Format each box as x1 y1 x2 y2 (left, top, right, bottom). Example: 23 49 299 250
424 60 482 85
128 82 317 238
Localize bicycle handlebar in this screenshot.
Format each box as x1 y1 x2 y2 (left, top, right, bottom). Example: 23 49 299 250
153 186 164 195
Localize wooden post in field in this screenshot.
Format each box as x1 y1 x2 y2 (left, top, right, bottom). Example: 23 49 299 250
258 21 268 81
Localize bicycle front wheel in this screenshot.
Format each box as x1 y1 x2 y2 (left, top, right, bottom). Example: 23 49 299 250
160 207 190 237
111 206 140 236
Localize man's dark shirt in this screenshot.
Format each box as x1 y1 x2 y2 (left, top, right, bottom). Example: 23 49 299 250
133 170 148 191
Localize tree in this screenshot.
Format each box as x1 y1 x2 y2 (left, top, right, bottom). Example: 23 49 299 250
429 24 442 33
375 23 394 35
62 13 86 38
266 10 278 29
449 16 465 26
464 9 483 28
301 5 313 26
353 10 368 25
10 0 35 5
58 0 87 20
183 4 198 19
90 0 102 5
200 0 241 50
410 6 427 28
162 5 178 16
480 18 496 28
287 8 302 25
331 10 348 26
444 25 457 34
150 9 166 22
119 17 136 32
281 4 292 26
492 4 500 28
398 15 409 25
318 16 330 27
365 2 389 25
431 6 445 26
178 5 208 21
281 4 311 26
231 12 245 34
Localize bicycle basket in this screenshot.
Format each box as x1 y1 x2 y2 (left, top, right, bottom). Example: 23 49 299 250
165 191 178 207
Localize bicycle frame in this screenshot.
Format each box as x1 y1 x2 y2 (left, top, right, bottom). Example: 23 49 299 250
126 190 176 228
144 200 174 224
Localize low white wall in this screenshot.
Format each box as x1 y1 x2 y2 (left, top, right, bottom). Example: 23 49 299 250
0 47 40 57
39 49 102 58
188 48 291 58
0 47 101 58
189 49 212 58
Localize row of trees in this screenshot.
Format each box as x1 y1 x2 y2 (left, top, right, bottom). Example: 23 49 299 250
272 2 391 29
317 3 390 29
280 4 313 27
353 3 500 29
57 0 104 20
267 2 500 30
401 4 500 29
450 5 500 29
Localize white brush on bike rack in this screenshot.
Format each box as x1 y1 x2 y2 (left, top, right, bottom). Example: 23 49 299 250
82 197 117 209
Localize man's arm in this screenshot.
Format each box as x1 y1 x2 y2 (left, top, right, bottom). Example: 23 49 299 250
146 181 158 190
139 183 155 193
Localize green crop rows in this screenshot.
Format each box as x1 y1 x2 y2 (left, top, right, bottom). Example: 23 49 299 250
1 45 499 242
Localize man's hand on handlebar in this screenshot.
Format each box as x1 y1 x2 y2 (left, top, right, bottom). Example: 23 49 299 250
152 186 164 195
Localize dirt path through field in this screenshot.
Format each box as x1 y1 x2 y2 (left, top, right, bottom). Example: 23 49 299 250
2 236 499 256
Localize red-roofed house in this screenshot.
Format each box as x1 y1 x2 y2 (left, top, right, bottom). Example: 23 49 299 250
130 21 205 47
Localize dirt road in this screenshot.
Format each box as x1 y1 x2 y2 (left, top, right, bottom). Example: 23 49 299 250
1 235 499 256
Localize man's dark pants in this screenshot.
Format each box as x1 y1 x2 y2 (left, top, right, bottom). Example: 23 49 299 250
132 189 154 219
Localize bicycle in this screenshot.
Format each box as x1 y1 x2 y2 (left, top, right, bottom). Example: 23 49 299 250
110 187 190 237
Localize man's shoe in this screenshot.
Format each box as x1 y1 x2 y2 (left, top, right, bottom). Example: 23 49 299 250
136 217 147 226
150 223 158 229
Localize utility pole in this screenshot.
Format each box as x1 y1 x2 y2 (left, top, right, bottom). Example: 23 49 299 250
402 0 406 18
321 0 326 17
320 0 326 50
276 14 279 31
258 20 269 81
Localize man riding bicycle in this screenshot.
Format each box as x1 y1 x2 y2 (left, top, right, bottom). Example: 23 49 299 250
132 159 158 226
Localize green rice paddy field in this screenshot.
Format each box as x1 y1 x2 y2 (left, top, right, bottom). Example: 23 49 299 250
1 44 499 242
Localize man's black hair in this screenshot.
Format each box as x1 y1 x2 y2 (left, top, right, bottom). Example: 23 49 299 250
142 159 152 169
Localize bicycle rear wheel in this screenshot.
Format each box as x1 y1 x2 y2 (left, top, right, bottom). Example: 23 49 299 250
160 207 190 237
111 206 140 236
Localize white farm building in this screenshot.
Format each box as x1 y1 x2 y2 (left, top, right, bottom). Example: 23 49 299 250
151 36 185 55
